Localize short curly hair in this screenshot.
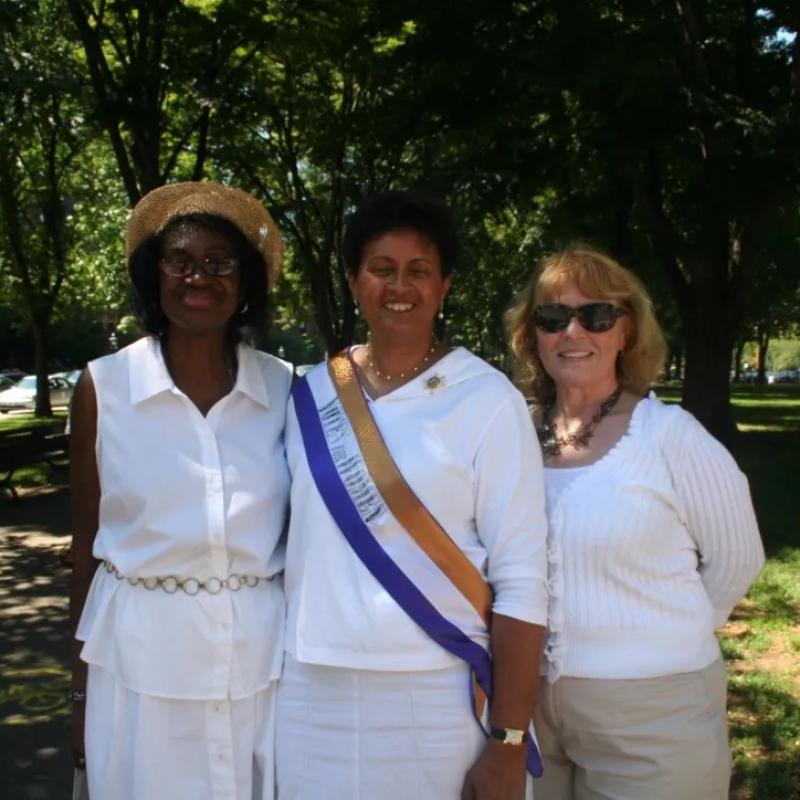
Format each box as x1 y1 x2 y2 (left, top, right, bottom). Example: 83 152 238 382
505 246 667 405
342 190 460 277
128 213 269 342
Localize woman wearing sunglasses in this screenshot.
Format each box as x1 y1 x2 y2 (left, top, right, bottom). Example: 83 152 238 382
69 182 291 799
506 246 764 799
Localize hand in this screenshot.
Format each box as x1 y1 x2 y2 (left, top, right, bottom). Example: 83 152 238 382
71 700 86 770
461 739 527 800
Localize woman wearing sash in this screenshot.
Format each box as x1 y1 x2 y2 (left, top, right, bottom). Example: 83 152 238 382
506 246 764 799
69 182 291 799
278 190 549 799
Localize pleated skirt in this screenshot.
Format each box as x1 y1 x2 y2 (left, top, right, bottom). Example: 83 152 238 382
85 664 277 800
276 655 532 800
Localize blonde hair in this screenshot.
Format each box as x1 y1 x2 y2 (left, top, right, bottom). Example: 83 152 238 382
505 246 667 405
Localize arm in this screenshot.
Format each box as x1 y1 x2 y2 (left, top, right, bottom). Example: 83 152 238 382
461 615 545 800
69 370 100 764
666 408 765 626
462 391 549 800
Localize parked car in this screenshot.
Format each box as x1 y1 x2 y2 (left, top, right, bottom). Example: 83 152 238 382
53 368 82 386
0 369 24 384
768 369 800 384
0 374 74 412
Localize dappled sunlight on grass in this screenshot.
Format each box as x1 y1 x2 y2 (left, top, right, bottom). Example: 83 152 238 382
722 522 800 798
727 669 800 800
714 385 800 798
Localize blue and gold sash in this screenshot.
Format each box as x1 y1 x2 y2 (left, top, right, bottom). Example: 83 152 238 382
291 351 542 777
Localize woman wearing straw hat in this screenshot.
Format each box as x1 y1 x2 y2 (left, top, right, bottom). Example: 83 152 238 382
69 182 291 800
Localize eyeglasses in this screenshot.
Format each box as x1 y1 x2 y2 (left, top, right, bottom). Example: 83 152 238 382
533 302 627 333
158 256 239 278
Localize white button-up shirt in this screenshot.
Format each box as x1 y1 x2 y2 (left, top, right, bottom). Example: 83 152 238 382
77 336 292 700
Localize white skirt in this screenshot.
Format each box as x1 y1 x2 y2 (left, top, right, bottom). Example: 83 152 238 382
276 655 533 800
85 664 277 800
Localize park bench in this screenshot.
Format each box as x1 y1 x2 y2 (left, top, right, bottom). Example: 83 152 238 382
0 424 68 500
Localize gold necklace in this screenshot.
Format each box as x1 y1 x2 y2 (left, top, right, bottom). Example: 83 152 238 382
366 342 436 382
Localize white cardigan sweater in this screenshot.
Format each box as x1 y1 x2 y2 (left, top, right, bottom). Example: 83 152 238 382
543 395 764 682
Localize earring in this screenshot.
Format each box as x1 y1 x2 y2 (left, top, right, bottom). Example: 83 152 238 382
238 301 249 315
354 299 360 317
437 301 445 321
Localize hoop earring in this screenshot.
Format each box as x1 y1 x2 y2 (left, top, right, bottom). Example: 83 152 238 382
238 301 249 315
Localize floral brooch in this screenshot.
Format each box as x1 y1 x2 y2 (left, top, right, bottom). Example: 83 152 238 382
425 374 445 394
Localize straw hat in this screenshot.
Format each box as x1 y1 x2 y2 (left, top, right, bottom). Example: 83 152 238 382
125 182 283 288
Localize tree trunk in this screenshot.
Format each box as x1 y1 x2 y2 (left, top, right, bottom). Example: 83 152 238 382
732 338 744 382
681 313 738 446
756 323 770 384
670 347 684 381
31 315 52 418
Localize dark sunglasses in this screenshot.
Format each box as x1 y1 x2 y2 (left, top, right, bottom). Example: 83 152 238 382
533 302 627 333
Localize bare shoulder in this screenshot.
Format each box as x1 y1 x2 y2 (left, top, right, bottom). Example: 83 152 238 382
69 370 97 445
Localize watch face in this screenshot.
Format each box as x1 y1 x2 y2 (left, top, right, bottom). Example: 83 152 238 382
491 727 525 745
506 729 525 745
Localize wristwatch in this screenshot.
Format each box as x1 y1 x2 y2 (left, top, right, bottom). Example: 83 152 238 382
489 726 525 746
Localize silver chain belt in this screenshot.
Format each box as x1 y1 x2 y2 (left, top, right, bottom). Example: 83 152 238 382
102 560 270 596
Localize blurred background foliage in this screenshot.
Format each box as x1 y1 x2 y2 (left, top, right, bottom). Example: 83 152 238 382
0 0 798 437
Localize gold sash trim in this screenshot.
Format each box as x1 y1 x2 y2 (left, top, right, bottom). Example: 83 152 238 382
327 352 493 625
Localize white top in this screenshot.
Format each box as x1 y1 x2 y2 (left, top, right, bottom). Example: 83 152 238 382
283 347 549 671
543 465 590 501
543 394 765 682
77 336 293 700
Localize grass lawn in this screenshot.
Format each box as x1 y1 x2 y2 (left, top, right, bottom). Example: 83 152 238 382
657 384 800 799
0 411 67 433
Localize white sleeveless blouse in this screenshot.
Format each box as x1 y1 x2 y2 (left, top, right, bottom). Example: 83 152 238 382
76 336 292 699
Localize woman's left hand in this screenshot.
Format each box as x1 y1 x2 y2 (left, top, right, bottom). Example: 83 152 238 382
461 740 527 800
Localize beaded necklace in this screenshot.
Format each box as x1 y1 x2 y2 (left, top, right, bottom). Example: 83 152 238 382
537 388 622 458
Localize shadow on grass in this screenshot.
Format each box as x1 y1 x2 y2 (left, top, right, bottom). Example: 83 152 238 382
0 487 73 799
732 429 799 555
728 675 800 800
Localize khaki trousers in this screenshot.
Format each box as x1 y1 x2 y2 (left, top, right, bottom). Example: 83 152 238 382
533 658 731 800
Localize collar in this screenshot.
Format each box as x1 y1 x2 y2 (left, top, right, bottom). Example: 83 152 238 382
128 336 270 409
128 337 173 404
234 344 270 409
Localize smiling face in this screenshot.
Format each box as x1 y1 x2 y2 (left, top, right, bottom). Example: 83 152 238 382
158 224 240 336
534 281 630 395
348 228 452 344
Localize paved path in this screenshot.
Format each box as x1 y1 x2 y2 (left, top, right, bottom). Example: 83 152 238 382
0 487 72 799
